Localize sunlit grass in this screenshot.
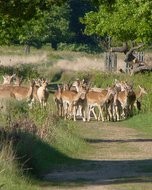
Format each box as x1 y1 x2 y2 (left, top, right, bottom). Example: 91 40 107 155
122 113 152 137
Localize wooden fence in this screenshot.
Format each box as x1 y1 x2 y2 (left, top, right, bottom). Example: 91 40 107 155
104 52 117 72
104 51 144 73
136 51 144 62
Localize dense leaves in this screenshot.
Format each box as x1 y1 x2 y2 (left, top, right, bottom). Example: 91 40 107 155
0 0 151 48
0 0 70 46
82 0 152 44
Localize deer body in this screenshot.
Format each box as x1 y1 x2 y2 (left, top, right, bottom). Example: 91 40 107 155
61 89 86 121
54 85 63 116
37 80 49 107
84 89 114 122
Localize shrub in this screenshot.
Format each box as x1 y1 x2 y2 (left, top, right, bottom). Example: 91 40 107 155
57 42 102 53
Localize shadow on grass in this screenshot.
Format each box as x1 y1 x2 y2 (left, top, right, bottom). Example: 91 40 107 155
84 138 152 143
1 128 152 187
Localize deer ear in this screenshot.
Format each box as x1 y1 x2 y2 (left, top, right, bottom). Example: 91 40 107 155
114 79 119 84
138 85 142 89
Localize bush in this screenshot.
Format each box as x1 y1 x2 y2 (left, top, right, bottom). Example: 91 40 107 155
57 42 102 53
0 64 40 82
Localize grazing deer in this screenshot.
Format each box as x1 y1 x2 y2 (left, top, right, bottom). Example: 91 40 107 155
37 79 49 107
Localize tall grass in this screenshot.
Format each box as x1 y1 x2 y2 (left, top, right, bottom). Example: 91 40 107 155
0 141 38 190
0 98 88 179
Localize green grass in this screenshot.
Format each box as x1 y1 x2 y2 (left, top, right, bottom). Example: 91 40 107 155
122 113 152 137
0 46 151 189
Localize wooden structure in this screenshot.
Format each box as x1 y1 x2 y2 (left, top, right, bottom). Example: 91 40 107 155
104 52 117 72
136 51 144 62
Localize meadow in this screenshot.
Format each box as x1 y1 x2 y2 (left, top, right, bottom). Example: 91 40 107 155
0 46 152 190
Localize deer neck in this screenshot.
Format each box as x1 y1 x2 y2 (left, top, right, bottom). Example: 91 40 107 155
73 91 83 102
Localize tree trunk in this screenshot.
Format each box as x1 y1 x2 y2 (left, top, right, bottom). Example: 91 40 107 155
131 65 152 75
110 42 129 54
24 44 30 54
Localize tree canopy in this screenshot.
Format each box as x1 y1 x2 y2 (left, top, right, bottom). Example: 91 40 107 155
81 0 152 45
0 0 69 46
0 0 151 50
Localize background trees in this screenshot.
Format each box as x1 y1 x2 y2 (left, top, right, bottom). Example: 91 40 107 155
82 0 152 46
0 0 151 52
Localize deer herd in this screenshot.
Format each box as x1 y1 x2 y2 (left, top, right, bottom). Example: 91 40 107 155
0 74 49 108
54 78 148 122
0 73 148 122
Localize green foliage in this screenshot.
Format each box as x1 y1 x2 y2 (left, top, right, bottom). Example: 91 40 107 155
0 94 88 178
41 3 72 49
57 42 101 53
82 0 152 44
0 141 37 190
0 1 71 47
0 1 101 52
0 64 40 81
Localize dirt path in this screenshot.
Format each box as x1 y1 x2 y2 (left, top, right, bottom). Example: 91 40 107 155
43 122 152 190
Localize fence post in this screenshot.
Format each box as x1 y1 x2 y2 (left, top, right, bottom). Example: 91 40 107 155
104 52 117 72
134 51 144 62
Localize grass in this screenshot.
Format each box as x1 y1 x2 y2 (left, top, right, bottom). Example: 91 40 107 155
0 98 89 189
0 141 38 190
122 113 152 137
0 46 151 189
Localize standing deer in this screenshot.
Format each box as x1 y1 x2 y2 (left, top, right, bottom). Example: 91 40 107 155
37 79 49 107
54 84 63 116
61 85 86 121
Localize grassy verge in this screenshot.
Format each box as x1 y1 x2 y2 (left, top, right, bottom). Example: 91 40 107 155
122 113 152 137
0 98 88 190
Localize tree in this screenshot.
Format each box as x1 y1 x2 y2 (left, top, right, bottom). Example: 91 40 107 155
0 0 67 52
81 0 152 45
41 3 72 49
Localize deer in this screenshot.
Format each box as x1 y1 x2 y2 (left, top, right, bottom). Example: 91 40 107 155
113 83 136 121
10 80 35 102
13 76 23 86
134 85 148 112
54 84 63 116
61 85 86 121
0 90 16 111
2 74 16 85
37 79 49 107
0 80 35 109
83 87 115 122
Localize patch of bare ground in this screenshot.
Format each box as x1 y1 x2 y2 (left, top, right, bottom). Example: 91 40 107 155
43 122 152 190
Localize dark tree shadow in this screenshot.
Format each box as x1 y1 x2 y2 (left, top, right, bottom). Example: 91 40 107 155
85 138 152 143
1 128 152 187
